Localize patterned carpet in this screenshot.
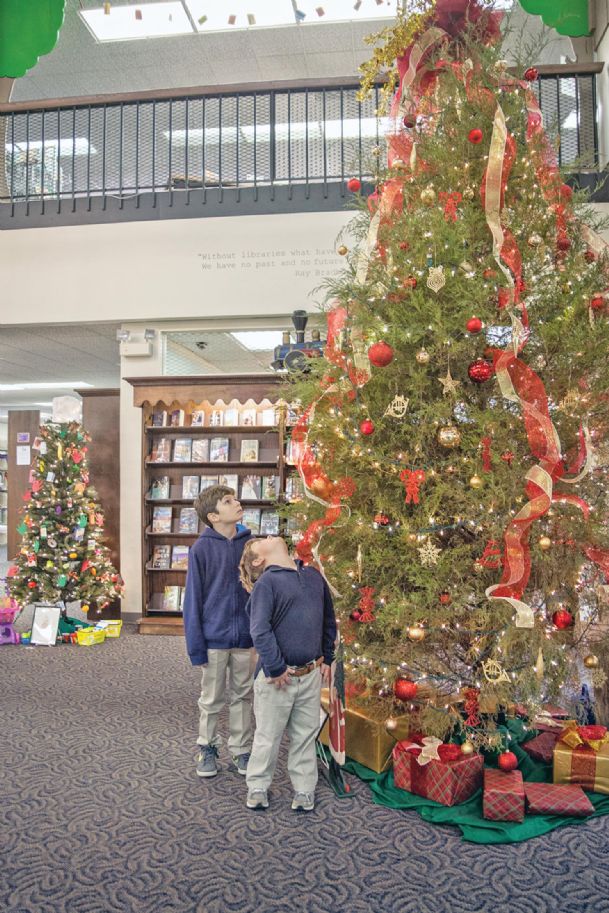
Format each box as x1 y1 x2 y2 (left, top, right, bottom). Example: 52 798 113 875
2 630 609 913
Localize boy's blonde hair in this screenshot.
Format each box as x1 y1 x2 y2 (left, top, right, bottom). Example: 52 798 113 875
239 539 265 593
195 484 234 528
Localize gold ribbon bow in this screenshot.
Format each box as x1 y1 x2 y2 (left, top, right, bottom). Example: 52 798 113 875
558 721 609 753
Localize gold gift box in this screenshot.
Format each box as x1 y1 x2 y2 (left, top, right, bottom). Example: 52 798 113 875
319 689 409 773
553 740 609 795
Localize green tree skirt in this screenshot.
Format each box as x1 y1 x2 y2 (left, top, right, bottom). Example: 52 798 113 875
344 737 609 844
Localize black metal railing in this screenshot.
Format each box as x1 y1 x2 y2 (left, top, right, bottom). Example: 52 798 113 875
0 70 599 215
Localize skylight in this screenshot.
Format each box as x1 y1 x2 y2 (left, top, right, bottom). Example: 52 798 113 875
80 3 193 42
187 0 398 31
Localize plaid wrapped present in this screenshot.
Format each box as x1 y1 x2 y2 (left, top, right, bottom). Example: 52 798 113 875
523 730 560 764
483 768 525 822
393 739 483 806
524 782 594 817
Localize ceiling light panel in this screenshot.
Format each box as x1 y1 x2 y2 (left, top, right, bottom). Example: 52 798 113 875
80 3 193 42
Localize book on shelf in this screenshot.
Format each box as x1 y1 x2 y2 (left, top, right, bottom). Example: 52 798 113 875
173 438 193 463
261 407 277 427
286 516 302 542
151 410 168 427
260 510 280 536
210 437 230 462
150 437 172 463
170 408 186 427
151 544 171 569
240 439 259 463
210 409 224 426
171 544 190 570
286 401 301 425
224 407 239 427
199 475 219 491
162 585 182 612
191 409 206 426
152 505 173 533
241 508 261 535
261 475 279 500
218 473 238 493
284 438 296 466
240 408 257 427
178 507 199 534
191 439 210 463
150 476 170 500
240 474 261 500
285 476 305 501
182 475 200 500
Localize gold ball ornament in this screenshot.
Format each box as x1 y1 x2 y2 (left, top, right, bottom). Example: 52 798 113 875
461 740 475 755
407 625 426 642
538 536 552 551
415 348 430 365
407 533 418 543
462 186 475 201
337 245 348 256
420 185 436 206
437 424 461 449
469 474 483 490
584 654 600 669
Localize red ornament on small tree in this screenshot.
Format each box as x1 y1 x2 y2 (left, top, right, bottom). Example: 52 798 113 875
497 750 518 772
523 66 538 81
466 317 483 333
347 177 361 193
394 678 418 701
468 128 483 144
552 609 574 630
368 341 394 367
360 419 375 436
468 359 494 383
590 295 605 311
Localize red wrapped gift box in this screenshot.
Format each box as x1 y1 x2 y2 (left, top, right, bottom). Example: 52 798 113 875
524 782 594 817
393 740 483 806
483 768 525 822
523 730 559 764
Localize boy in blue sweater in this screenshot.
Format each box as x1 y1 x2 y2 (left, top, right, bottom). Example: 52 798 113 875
239 536 336 811
183 485 254 778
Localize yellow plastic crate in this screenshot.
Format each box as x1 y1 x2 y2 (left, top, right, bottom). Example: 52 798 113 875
76 627 106 646
96 620 122 638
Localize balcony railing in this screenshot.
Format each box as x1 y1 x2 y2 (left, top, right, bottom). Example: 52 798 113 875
0 67 600 221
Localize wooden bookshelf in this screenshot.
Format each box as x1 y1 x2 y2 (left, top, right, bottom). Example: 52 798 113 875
127 375 286 635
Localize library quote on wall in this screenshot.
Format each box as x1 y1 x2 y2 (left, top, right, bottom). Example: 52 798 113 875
197 245 343 281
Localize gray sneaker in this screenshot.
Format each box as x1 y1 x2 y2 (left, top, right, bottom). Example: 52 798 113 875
232 752 250 775
246 789 269 810
195 745 219 778
291 792 315 811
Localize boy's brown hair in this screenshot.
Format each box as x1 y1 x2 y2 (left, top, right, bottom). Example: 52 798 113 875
195 484 235 528
239 539 265 593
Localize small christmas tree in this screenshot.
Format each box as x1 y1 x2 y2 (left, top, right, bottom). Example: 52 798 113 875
8 421 123 628
285 0 609 750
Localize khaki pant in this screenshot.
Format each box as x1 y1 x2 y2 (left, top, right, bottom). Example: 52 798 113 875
197 648 255 755
246 668 322 794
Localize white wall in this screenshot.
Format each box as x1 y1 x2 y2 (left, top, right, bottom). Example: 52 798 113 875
0 210 351 325
595 1 609 167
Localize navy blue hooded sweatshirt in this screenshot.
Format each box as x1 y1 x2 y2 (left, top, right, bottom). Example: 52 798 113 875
183 525 252 666
247 561 337 678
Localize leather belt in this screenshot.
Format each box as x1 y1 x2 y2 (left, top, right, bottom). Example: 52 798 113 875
287 657 323 677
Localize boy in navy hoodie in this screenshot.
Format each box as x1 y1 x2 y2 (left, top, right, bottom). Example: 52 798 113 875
183 485 253 778
239 536 336 811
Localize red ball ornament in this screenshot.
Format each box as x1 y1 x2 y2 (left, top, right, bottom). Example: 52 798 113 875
360 419 375 436
439 591 452 605
552 609 574 630
468 359 494 383
403 115 415 129
27 581 37 589
584 249 596 263
349 610 362 622
368 341 394 368
347 177 361 193
557 234 571 252
590 295 605 311
394 678 418 701
466 317 483 333
468 128 483 145
498 751 519 772
403 276 417 289
523 66 539 82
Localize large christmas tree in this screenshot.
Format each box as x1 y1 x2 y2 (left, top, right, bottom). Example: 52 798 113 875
286 0 609 749
8 421 123 620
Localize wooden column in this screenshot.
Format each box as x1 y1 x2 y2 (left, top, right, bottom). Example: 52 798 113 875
7 410 40 560
78 389 121 620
